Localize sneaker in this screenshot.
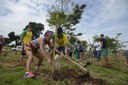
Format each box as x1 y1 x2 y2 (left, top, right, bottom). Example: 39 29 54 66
23 72 35 79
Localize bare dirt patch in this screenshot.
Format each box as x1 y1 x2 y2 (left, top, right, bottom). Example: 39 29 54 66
35 68 107 85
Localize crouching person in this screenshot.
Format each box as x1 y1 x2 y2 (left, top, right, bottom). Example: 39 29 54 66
53 27 71 69
23 31 53 79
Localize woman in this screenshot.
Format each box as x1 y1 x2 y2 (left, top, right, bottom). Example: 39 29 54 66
23 31 53 79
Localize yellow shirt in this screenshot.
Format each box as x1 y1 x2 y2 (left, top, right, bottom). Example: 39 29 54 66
23 31 32 44
57 33 68 46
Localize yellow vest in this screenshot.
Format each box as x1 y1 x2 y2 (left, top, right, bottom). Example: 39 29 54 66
57 33 68 46
23 31 32 44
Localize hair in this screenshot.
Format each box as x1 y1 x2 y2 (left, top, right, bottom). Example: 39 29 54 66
44 31 53 37
100 34 104 37
28 24 33 29
57 27 63 34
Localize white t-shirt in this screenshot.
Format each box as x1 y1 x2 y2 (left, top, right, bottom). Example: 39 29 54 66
94 41 101 51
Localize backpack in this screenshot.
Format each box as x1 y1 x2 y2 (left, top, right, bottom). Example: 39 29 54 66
21 30 27 38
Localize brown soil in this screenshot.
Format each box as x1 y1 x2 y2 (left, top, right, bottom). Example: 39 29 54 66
35 69 107 85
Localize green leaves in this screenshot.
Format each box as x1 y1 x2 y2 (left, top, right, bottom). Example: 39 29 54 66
24 22 44 39
47 12 66 25
8 32 16 42
47 1 86 44
76 33 82 36
8 31 20 46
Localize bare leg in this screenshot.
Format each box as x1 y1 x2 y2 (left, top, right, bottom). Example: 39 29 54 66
37 53 43 68
104 57 108 64
37 58 43 67
80 52 84 60
67 59 71 69
19 55 24 65
26 51 33 72
80 52 82 60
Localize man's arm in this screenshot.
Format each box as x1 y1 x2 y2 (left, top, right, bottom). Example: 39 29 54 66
101 40 103 48
64 43 68 57
93 43 97 48
63 35 68 56
38 38 45 53
48 42 53 50
38 38 47 57
20 36 24 45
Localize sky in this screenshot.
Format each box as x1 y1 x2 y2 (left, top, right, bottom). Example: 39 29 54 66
0 0 128 49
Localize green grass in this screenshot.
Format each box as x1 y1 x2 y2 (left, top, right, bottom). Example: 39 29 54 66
87 64 128 85
0 50 128 85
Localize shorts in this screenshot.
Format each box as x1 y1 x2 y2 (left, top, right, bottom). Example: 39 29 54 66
24 43 38 54
101 48 108 57
57 46 65 55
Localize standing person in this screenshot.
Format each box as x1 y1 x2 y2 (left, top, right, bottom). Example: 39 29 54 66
100 34 108 64
78 41 84 60
19 25 33 66
68 44 73 58
74 42 80 59
94 38 101 61
23 31 53 79
0 35 4 54
53 27 71 69
123 50 128 67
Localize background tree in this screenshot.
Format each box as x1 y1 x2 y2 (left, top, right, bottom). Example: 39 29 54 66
8 32 20 46
47 0 86 40
8 31 16 42
4 37 10 45
69 36 77 45
23 22 45 39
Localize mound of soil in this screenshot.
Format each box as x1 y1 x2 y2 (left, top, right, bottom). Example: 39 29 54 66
52 69 107 85
102 64 114 69
101 64 119 71
95 63 120 71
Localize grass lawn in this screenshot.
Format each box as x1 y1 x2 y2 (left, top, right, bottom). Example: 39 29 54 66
0 49 128 85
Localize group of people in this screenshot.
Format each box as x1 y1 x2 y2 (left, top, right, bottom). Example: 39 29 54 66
1 23 127 79
74 41 85 60
93 34 108 64
20 24 70 79
20 27 109 79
